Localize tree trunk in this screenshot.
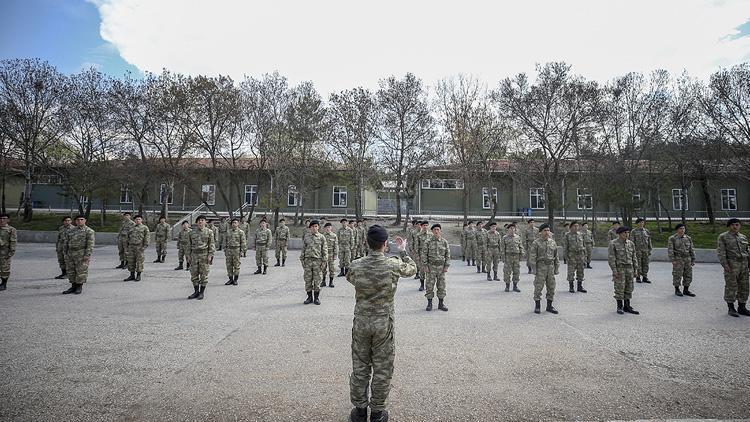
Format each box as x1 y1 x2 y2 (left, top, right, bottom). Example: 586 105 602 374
462 185 469 224
1 167 6 215
680 186 687 226
658 198 672 231
394 188 402 225
100 196 107 227
22 166 33 222
547 206 555 233
84 196 92 220
699 176 714 225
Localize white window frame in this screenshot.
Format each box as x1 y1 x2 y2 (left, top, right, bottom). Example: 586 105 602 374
288 185 301 207
672 188 688 211
421 179 464 190
576 188 593 210
120 187 132 204
78 195 89 205
482 187 498 210
201 184 216 206
332 186 347 208
244 184 258 206
159 183 174 205
721 188 737 211
529 188 545 210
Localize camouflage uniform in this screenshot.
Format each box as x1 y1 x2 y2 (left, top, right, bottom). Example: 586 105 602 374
475 227 488 273
524 225 538 273
464 228 477 263
322 231 339 282
127 224 150 273
607 229 618 243
301 231 328 293
117 218 134 265
56 223 72 274
218 220 228 250
529 237 559 301
420 234 451 300
562 231 586 289
239 220 251 256
608 238 638 300
460 227 467 261
485 230 502 280
255 227 273 267
154 221 170 260
500 233 524 286
64 224 95 285
0 224 17 281
338 226 353 272
177 227 191 267
582 228 594 266
717 231 750 304
416 228 429 285
189 226 215 286
347 249 416 413
275 224 290 263
225 227 247 278
631 227 652 280
668 233 695 289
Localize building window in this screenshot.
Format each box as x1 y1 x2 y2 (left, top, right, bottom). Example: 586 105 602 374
529 188 545 210
201 184 216 206
333 186 347 207
672 188 688 211
421 179 464 190
576 188 592 210
482 187 498 210
159 184 174 205
78 195 89 205
33 174 63 184
721 188 737 211
244 185 258 206
120 187 132 204
288 185 300 207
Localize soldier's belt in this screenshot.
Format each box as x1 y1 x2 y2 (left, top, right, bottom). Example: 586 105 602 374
536 259 554 264
505 252 520 255
225 246 240 249
675 252 691 257
256 242 267 246
68 246 87 251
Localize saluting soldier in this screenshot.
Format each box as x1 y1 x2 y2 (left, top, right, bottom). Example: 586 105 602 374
337 218 353 276
54 216 73 279
116 212 134 269
421 223 451 312
274 218 290 266
153 215 170 263
668 224 696 297
485 222 502 281
61 215 95 295
501 223 524 292
253 219 272 275
321 222 339 287
187 215 215 300
581 222 594 269
717 218 750 317
174 221 191 270
562 221 587 293
224 218 247 285
608 226 640 315
0 213 18 291
124 215 149 282
301 220 328 305
529 223 559 314
524 219 538 274
631 218 653 283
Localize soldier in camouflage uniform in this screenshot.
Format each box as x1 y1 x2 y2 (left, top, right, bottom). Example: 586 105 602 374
337 218 353 276
223 218 247 285
274 218 290 266
360 219 369 257
217 217 228 251
501 223 524 292
54 216 72 279
321 223 339 287
717 218 750 317
348 220 358 259
210 220 219 248
529 224 559 314
347 227 415 422
406 220 419 280
668 223 695 297
421 223 451 312
187 215 215 300
607 221 620 243
239 216 250 257
562 221 587 294
460 222 468 261
355 220 366 259
174 221 191 270
124 215 150 282
61 215 95 295
464 221 476 267
524 219 538 274
153 216 170 263
0 213 17 291
253 219 272 275
416 221 430 291
475 221 488 274
301 220 328 305
631 218 653 283
485 222 502 281
116 212 134 269
608 226 640 315
581 222 594 269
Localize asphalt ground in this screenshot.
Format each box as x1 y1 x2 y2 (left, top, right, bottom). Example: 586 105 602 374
0 243 749 422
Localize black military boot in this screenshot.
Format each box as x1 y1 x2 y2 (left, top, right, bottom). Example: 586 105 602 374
73 284 83 295
728 302 740 317
505 283 510 292
476 265 481 273
161 255 166 263
414 271 420 280
569 281 575 293
233 275 239 285
534 300 541 314
738 303 750 316
282 258 286 267
635 276 642 283
313 291 321 305
467 259 471 266
62 283 76 294
675 287 684 297
0 278 6 290
197 285 206 300
683 286 695 297
117 260 126 269
623 299 639 315
513 282 521 293
321 278 327 287
546 300 558 314
225 276 233 285
175 262 183 270
586 263 592 269
438 299 448 311
263 265 268 275
304 291 313 305
55 269 67 279
274 259 280 267
153 256 161 263
253 266 262 275
338 267 345 277
188 285 200 299
426 299 433 311
123 272 135 281
486 271 491 281
370 410 389 422
349 407 367 422
419 280 424 291
135 272 142 282
472 259 476 266
616 300 624 314
329 277 335 288
577 282 587 293
186 262 190 270
642 276 651 284
493 271 499 281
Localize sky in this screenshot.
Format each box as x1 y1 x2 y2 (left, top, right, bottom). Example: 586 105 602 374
1 0 749 96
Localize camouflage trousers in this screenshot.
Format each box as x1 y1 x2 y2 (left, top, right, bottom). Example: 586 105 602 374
178 247 187 264
303 259 324 292
533 263 556 301
613 267 635 300
526 245 536 274
424 263 447 300
189 252 211 286
275 239 288 261
339 245 352 269
585 245 593 265
566 253 585 282
487 248 500 273
350 314 395 412
225 247 241 277
256 245 269 266
66 251 89 285
465 241 476 260
218 232 227 250
56 246 66 272
723 259 750 303
636 250 650 277
0 253 12 278
155 240 167 257
672 257 693 288
323 256 336 279
127 245 145 273
503 253 521 283
118 236 128 262
476 246 487 271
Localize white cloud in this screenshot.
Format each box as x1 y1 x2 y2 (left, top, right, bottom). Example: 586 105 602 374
91 0 750 96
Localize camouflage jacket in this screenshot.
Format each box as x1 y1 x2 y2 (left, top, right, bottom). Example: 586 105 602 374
630 228 652 252
465 229 477 245
337 226 352 246
275 225 290 241
155 222 171 241
607 229 618 242
118 219 134 240
475 228 487 248
127 224 150 248
177 228 191 250
225 228 248 250
608 239 637 271
255 228 272 246
65 225 95 256
668 234 695 262
717 231 750 266
189 226 215 256
523 226 538 246
486 230 502 249
582 229 594 246
420 235 451 268
500 233 524 258
529 237 559 271
323 231 339 258
561 231 585 258
57 224 72 251
0 225 16 256
301 231 328 261
347 250 416 316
